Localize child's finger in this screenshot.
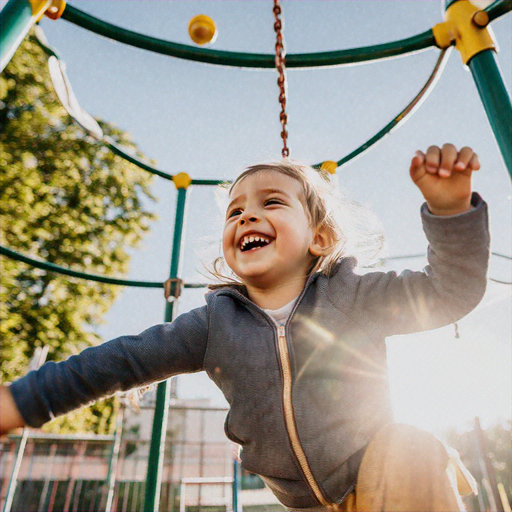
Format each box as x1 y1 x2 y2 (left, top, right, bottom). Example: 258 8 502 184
425 146 441 174
409 150 426 182
410 150 425 169
469 152 480 171
454 146 474 172
439 143 457 178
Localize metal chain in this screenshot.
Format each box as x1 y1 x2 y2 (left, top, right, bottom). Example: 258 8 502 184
273 0 289 158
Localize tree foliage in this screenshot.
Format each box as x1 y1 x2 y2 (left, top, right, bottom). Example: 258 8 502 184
0 32 157 433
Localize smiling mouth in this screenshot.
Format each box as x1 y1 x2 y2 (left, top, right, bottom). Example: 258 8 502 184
239 235 273 252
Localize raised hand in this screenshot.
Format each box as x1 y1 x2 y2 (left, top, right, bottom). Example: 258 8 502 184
410 144 479 216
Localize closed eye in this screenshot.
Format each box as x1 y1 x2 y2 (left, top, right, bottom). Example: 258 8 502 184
264 198 284 206
227 208 242 218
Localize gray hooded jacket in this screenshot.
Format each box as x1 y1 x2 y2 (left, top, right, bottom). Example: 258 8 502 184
11 195 490 510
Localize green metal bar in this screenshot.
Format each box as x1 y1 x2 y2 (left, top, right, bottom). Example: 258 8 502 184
0 244 162 287
0 244 208 288
104 139 174 182
104 140 226 185
144 187 189 512
232 459 242 512
484 0 512 23
110 41 448 175
32 26 225 187
105 140 227 185
0 0 37 73
61 4 436 69
33 10 444 178
192 178 229 186
313 48 450 170
468 50 512 179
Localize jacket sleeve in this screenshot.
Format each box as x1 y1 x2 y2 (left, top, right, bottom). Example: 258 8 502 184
9 305 209 428
329 193 490 337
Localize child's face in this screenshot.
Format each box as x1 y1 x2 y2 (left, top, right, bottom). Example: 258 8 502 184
223 171 317 289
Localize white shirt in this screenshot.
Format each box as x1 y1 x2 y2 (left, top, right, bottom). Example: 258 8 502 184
264 297 298 326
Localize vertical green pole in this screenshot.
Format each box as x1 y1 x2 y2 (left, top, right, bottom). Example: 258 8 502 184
0 0 48 73
232 459 242 512
443 0 512 180
468 50 512 179
144 182 189 512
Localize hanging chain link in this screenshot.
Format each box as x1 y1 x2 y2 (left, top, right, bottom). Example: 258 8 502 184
273 0 289 158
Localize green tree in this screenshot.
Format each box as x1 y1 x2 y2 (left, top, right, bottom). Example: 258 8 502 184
0 32 157 434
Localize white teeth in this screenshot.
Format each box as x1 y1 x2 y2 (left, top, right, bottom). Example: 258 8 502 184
240 234 270 250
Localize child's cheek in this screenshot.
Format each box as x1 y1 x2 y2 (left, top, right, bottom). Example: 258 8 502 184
222 228 232 253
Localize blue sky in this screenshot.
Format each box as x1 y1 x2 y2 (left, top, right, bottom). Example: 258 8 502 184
22 0 512 435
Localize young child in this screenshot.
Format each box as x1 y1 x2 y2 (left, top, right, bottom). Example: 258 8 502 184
1 144 489 511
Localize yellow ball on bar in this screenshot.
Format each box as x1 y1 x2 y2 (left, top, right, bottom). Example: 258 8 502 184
188 15 217 45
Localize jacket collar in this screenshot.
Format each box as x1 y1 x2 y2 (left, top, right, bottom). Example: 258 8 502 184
212 271 322 314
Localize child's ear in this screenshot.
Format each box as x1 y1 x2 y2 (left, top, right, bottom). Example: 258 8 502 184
309 225 333 257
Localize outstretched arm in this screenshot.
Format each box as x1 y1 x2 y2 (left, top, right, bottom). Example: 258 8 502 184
5 306 209 431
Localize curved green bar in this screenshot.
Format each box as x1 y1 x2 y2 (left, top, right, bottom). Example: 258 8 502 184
104 139 175 182
332 115 407 169
31 31 224 186
61 4 436 69
104 140 226 185
0 245 162 287
0 244 207 289
313 49 450 170
484 0 512 23
109 43 448 176
193 178 230 185
312 116 401 169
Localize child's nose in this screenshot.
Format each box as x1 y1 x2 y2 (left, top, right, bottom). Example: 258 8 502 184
239 216 258 225
239 211 259 225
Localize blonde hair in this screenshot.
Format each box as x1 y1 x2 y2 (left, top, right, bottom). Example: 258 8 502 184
207 159 385 288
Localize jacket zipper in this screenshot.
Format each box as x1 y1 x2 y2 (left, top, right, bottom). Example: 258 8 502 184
220 283 344 510
277 325 341 511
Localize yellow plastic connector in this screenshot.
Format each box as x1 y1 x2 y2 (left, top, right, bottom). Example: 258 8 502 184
30 0 66 21
320 161 338 175
188 15 217 46
172 172 192 190
30 0 51 19
432 0 496 64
